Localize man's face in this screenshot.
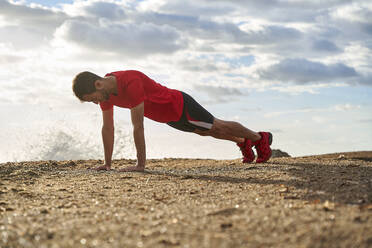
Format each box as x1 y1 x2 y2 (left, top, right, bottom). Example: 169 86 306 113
82 89 109 104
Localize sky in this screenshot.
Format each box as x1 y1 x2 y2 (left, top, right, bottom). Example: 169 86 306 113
0 0 371 162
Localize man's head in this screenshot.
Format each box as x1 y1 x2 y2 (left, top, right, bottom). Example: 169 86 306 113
72 71 109 104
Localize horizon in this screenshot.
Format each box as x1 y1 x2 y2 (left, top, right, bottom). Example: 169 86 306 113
1 0 371 163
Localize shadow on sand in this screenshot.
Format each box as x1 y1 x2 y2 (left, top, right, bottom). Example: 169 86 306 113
144 158 372 205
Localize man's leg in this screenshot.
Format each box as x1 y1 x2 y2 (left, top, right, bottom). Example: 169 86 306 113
194 128 243 143
194 118 261 142
194 118 258 163
169 91 272 163
194 118 272 163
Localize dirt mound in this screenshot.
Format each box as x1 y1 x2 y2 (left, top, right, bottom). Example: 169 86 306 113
271 149 291 158
1 152 371 247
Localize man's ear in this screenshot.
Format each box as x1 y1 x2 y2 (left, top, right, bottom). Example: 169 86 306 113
94 80 104 90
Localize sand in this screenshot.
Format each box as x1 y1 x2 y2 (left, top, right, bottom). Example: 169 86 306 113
1 151 372 248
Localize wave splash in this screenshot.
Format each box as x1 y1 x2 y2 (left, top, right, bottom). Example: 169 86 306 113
9 122 134 162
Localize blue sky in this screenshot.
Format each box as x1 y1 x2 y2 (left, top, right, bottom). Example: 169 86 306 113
0 0 371 162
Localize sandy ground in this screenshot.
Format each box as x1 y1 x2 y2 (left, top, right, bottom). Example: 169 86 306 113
1 151 372 248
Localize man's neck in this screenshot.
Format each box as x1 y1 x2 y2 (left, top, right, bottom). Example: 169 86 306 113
106 76 118 95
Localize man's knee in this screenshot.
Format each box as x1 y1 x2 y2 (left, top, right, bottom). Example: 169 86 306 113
211 118 228 136
193 118 229 137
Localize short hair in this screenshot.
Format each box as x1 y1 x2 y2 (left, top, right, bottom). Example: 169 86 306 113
72 71 103 101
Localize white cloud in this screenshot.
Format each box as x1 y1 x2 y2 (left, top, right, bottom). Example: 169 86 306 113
269 83 346 95
54 19 186 57
136 0 166 12
135 10 303 46
332 104 361 112
137 0 234 17
312 39 341 53
0 0 66 28
312 116 326 124
259 58 358 84
331 2 372 23
62 0 130 19
193 84 244 103
0 43 25 63
0 0 66 49
264 103 362 118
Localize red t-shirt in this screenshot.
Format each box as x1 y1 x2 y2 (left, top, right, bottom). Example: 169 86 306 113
100 70 183 123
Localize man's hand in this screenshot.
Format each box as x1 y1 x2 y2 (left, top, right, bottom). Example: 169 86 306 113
90 164 111 171
118 165 145 172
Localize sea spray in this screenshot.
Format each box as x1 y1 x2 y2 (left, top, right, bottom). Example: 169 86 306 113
9 120 134 162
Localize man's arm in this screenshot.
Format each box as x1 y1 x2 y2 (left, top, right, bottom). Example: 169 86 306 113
92 108 114 170
119 102 146 172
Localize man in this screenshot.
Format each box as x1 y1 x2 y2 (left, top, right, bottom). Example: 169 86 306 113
72 70 272 172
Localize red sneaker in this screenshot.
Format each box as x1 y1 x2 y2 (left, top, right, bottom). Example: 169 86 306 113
237 138 255 163
253 132 273 163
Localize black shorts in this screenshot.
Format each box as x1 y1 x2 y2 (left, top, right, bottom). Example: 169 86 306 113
167 92 214 132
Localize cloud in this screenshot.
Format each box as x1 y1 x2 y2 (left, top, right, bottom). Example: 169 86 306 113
146 0 324 23
359 119 372 123
312 39 342 53
176 54 255 72
241 25 302 45
259 58 358 84
0 0 371 92
193 84 244 103
0 25 51 49
0 0 67 48
331 104 361 112
265 103 362 118
138 0 235 17
179 59 219 72
208 0 352 23
0 54 24 64
61 0 129 20
0 0 66 29
79 1 126 20
312 116 327 124
329 3 372 40
358 74 372 86
362 23 372 35
331 2 372 24
269 83 346 95
55 19 186 57
137 11 302 45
